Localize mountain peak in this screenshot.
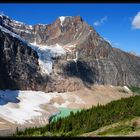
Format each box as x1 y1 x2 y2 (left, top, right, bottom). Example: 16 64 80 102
57 16 83 26
0 13 9 18
59 16 67 26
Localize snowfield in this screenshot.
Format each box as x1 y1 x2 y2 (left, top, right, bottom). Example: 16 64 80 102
0 90 85 125
0 90 55 124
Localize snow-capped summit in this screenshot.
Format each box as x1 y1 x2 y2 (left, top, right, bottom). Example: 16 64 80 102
59 16 66 26
59 16 72 26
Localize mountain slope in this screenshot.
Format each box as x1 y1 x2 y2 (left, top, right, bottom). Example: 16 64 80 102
0 14 140 91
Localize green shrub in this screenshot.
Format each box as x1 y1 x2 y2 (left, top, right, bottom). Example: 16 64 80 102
129 86 140 94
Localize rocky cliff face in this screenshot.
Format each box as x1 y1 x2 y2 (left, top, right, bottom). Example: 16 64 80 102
76 41 140 87
0 25 48 90
0 14 140 92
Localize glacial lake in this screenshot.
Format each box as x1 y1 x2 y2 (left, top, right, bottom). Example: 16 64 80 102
50 107 81 123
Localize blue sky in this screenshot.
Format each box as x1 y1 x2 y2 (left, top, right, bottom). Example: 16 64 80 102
0 4 140 55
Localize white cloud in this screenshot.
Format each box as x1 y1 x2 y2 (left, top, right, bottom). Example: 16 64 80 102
113 43 120 47
132 12 140 29
93 16 108 26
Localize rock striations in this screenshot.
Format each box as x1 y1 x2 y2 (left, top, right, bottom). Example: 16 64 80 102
0 14 140 92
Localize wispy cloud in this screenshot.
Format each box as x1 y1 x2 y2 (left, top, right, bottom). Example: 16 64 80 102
113 42 120 47
132 12 140 29
104 37 120 48
93 16 108 26
104 37 112 45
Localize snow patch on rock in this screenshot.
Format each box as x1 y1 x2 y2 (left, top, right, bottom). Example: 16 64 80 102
53 101 71 108
75 95 85 104
59 16 71 26
13 28 31 34
73 51 78 62
59 16 66 26
38 24 48 26
0 13 9 19
123 86 131 93
13 20 24 25
0 25 28 44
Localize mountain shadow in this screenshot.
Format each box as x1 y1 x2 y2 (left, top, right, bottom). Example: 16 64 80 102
0 90 20 106
63 60 95 85
0 39 18 90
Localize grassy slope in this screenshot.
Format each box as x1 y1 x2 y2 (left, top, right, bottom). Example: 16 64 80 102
81 116 140 136
129 87 140 94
